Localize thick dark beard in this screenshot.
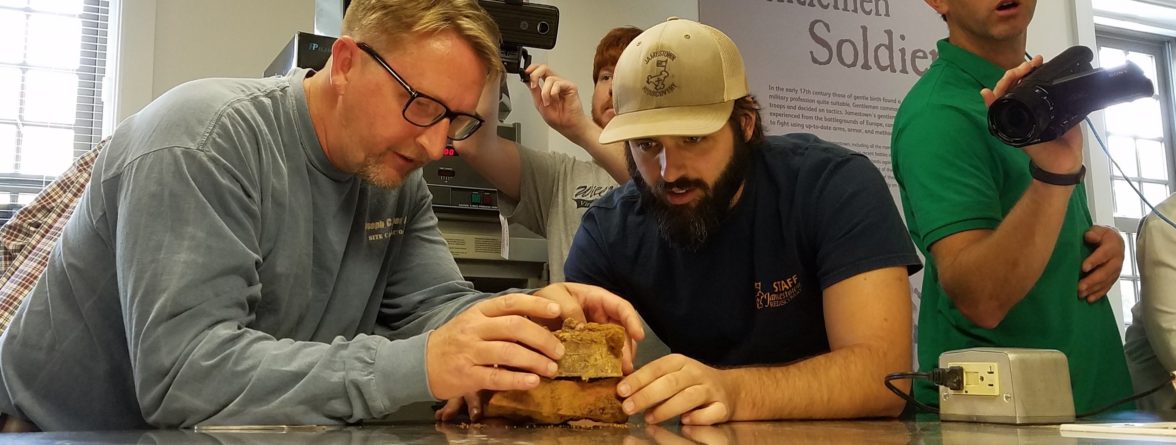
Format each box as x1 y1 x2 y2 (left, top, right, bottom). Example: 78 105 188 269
628 129 753 252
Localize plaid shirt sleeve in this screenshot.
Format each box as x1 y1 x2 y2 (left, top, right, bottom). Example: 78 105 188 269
0 137 108 332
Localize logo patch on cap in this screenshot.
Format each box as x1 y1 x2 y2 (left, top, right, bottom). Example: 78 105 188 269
642 49 678 97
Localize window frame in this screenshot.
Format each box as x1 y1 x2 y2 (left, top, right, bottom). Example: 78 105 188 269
0 0 111 211
1095 26 1176 326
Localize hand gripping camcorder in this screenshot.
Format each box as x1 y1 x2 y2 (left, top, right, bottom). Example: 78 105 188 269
987 45 1154 147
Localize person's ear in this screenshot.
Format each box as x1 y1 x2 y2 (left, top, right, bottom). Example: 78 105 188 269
329 36 359 94
924 0 949 18
739 111 755 143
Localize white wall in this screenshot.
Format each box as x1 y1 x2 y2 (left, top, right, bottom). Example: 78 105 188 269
114 0 315 123
112 0 693 156
503 0 698 159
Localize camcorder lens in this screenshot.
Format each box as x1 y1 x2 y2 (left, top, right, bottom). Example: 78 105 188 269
994 101 1036 141
989 92 1052 147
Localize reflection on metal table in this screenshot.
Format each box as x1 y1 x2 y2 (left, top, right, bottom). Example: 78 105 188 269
7 413 1176 444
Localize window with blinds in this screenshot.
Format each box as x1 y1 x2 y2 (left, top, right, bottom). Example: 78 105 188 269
0 0 110 225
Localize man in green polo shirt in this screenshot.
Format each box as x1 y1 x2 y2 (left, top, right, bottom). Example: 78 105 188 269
892 0 1132 413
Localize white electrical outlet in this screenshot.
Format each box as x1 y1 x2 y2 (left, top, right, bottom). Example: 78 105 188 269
946 361 1000 396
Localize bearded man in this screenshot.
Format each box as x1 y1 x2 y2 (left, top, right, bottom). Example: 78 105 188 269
564 18 923 425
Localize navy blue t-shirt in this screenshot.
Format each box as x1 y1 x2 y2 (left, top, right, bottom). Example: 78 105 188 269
565 134 922 367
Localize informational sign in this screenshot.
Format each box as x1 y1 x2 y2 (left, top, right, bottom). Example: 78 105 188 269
700 0 944 204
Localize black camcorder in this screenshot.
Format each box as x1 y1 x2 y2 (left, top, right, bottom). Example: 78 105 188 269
987 45 1154 147
478 0 560 82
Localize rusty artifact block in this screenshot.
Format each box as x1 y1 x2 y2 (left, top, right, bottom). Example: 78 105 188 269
484 320 628 424
484 378 627 424
555 319 625 379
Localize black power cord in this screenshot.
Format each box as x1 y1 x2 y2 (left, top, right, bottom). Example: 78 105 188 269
1076 372 1176 418
884 366 965 414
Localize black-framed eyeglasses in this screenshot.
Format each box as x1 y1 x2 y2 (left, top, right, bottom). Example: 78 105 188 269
357 42 483 141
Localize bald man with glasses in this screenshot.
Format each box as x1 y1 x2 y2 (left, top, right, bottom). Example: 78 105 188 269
0 0 641 432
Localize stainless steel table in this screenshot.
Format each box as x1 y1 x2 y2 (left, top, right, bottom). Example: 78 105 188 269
4 415 1173 444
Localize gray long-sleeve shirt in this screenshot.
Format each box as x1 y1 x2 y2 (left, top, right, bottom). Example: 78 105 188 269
0 69 488 430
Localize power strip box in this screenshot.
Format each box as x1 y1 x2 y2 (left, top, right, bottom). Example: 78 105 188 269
939 348 1075 424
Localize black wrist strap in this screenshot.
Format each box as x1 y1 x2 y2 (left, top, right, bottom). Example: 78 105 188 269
1029 162 1086 186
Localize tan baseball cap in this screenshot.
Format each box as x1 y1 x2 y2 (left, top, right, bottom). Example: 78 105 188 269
598 18 748 144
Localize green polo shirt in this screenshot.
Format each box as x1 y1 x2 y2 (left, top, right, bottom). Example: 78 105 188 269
892 39 1132 414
